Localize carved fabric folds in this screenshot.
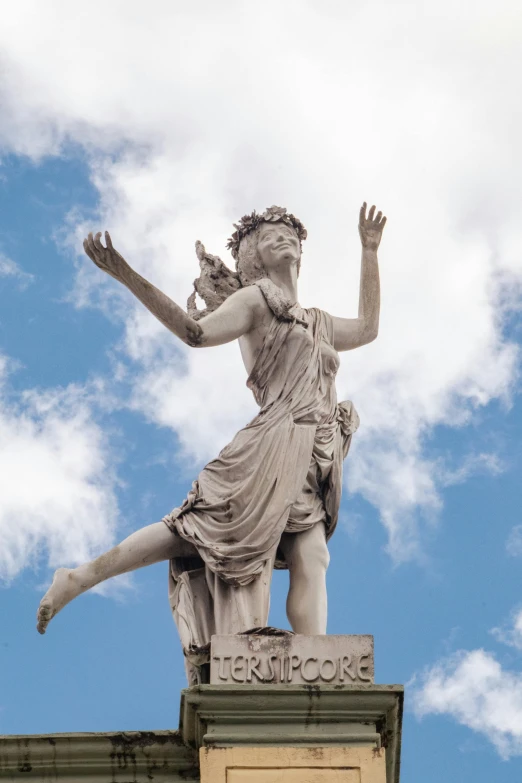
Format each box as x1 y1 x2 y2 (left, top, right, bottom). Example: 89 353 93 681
162 282 359 679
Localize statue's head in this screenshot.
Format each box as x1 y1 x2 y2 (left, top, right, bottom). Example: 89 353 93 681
187 206 307 321
227 206 307 286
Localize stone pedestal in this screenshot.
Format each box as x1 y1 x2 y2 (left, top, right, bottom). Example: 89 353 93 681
0 686 402 782
180 684 403 783
0 636 403 782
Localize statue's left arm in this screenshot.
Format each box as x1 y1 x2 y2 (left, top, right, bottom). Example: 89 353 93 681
331 203 386 352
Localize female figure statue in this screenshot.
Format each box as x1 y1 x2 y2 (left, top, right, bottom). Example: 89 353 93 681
37 202 386 682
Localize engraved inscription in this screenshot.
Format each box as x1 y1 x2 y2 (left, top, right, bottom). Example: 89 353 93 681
210 634 374 686
213 653 373 684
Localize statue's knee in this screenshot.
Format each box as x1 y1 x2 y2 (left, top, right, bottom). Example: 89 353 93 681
316 541 330 573
293 539 329 577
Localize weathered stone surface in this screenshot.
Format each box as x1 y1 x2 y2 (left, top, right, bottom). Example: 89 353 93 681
210 634 374 685
0 731 198 782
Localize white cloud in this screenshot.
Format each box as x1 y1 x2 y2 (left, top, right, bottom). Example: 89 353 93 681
0 357 121 582
0 0 521 558
412 648 522 759
0 253 34 289
506 526 522 558
414 601 522 758
492 608 522 652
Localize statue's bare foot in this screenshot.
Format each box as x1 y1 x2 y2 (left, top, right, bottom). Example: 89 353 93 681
37 568 81 634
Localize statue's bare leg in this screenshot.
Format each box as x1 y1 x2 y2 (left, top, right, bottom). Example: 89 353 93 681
279 523 329 635
37 522 178 635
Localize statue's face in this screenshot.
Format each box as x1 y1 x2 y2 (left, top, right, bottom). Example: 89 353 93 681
257 221 300 272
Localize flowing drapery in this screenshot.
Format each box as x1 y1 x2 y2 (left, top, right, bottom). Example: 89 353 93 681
161 284 359 681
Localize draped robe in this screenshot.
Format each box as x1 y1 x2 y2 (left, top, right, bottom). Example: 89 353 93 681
162 283 359 681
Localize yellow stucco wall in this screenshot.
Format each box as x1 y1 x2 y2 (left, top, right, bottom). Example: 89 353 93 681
200 746 386 782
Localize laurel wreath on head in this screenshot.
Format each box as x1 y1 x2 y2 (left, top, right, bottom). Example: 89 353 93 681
226 205 308 260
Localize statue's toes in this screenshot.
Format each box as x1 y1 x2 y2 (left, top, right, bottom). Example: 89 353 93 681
36 603 52 635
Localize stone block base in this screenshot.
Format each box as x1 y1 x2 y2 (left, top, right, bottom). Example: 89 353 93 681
200 746 386 782
181 684 402 782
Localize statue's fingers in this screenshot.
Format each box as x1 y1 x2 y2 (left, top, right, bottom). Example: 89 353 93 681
375 211 382 223
359 202 367 224
93 231 105 252
86 233 98 257
105 231 114 250
368 205 376 221
87 232 96 250
83 238 96 263
380 216 387 229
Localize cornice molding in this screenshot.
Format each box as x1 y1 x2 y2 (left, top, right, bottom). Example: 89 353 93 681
0 730 198 781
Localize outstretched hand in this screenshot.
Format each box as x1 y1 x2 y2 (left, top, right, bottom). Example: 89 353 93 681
358 203 386 251
83 231 128 281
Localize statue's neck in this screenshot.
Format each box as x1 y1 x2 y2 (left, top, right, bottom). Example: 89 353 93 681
267 265 299 306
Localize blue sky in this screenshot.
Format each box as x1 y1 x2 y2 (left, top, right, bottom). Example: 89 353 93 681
1 3 522 782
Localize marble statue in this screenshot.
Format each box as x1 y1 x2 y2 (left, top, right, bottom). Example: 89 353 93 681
37 203 386 682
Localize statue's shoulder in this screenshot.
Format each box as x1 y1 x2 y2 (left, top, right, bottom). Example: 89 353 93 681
224 284 272 327
230 282 269 309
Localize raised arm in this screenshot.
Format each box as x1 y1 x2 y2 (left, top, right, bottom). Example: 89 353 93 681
83 232 257 348
331 203 386 352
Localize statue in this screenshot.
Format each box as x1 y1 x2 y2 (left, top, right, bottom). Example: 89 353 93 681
36 202 386 683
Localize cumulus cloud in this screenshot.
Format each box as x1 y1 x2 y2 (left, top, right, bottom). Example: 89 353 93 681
0 357 120 583
414 604 522 758
0 0 521 558
412 648 522 759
